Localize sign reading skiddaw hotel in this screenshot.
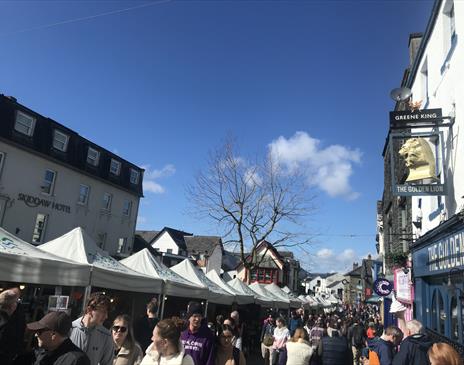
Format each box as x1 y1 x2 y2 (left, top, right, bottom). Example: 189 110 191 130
17 193 71 214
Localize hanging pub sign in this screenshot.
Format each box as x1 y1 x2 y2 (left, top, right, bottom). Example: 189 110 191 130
373 278 393 297
389 130 447 196
389 108 442 126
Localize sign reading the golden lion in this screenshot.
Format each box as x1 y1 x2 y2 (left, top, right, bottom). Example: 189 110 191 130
390 131 446 196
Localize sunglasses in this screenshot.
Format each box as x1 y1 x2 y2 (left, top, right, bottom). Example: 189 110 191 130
112 326 127 333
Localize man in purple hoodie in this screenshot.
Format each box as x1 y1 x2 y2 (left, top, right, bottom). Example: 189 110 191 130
180 301 215 365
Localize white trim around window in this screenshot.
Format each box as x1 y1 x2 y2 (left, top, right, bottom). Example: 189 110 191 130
41 169 56 195
0 152 5 180
110 159 121 176
130 168 139 184
32 213 48 244
15 110 36 136
78 184 90 205
122 200 132 216
102 192 112 211
52 130 69 152
87 147 100 166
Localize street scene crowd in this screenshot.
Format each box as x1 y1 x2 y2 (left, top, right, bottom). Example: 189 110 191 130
1 287 463 365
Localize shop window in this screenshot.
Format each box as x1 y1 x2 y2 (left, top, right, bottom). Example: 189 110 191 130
431 291 437 331
438 291 445 334
258 270 264 282
250 270 257 282
451 296 458 341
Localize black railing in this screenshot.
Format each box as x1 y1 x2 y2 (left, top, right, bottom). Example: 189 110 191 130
425 328 464 359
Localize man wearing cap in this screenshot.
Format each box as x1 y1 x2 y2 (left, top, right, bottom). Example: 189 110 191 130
27 311 90 365
180 301 215 365
69 292 113 365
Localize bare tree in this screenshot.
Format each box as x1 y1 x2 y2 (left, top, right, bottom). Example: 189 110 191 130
187 139 316 273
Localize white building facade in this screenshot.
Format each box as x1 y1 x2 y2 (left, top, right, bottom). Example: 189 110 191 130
0 95 143 257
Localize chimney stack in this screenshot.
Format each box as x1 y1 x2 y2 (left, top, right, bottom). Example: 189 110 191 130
353 262 359 270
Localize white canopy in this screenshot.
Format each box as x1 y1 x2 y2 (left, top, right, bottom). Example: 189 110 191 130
206 270 254 305
305 295 321 309
297 295 311 310
0 227 90 286
40 228 162 293
265 283 302 308
227 278 273 307
120 249 207 299
170 259 235 305
249 282 289 309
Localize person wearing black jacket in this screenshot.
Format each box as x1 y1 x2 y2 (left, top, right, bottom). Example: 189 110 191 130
0 289 21 365
392 320 433 365
316 319 352 365
26 311 90 365
133 298 159 353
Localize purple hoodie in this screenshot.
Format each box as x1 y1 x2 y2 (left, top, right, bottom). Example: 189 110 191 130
180 323 215 365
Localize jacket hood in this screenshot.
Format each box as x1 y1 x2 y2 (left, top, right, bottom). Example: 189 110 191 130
404 334 434 351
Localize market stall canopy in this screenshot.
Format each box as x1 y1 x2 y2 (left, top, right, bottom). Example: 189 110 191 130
120 249 207 299
206 270 254 305
297 295 311 310
170 259 235 305
249 282 289 309
0 227 91 286
265 283 302 308
227 278 273 307
40 228 162 293
305 295 321 309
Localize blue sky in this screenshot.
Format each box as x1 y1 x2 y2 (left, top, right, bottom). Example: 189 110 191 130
0 0 433 272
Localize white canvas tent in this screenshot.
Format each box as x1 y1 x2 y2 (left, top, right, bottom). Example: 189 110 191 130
297 295 311 310
206 270 254 305
0 227 90 286
227 278 273 307
120 249 207 298
40 228 162 293
249 282 289 309
170 259 235 305
265 283 302 308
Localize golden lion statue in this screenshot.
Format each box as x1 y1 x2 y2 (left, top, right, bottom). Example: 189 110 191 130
399 137 437 182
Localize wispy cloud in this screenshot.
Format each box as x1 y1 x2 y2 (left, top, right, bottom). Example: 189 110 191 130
141 164 176 194
268 131 362 200
312 248 370 272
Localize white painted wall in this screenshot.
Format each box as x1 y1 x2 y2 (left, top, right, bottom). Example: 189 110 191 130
408 1 464 237
151 231 180 255
0 141 140 255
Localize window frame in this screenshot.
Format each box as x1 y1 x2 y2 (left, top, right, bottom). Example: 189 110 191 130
32 213 48 244
52 130 69 152
78 184 90 205
122 199 132 216
130 168 139 184
14 110 36 136
0 152 5 180
117 237 128 254
87 147 100 166
110 159 121 176
42 169 56 195
102 192 112 211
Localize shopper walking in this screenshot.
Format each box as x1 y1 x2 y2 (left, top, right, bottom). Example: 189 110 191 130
285 328 312 365
134 298 159 353
0 289 21 365
270 317 289 365
215 324 246 365
428 343 463 365
112 315 143 365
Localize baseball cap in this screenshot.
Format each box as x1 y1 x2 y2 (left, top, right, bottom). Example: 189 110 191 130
27 311 72 336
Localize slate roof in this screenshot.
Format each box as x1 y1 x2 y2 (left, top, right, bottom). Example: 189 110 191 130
222 251 241 271
279 251 294 259
135 230 160 244
327 280 343 288
345 265 362 277
184 236 222 255
152 227 193 250
132 233 161 257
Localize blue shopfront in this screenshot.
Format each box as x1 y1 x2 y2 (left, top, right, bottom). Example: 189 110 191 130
411 213 464 344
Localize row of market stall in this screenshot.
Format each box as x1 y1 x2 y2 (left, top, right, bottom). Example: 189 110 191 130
0 226 339 316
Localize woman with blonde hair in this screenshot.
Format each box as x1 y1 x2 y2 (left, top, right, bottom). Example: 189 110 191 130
112 314 144 365
141 318 193 365
428 343 463 365
285 328 313 365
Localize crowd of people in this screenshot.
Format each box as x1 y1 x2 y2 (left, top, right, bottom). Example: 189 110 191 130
1 287 464 365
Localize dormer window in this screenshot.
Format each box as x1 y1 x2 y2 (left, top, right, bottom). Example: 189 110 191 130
130 168 139 184
15 111 36 136
53 130 69 152
87 147 100 166
110 159 121 175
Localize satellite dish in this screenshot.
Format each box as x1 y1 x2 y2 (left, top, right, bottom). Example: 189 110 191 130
390 87 412 102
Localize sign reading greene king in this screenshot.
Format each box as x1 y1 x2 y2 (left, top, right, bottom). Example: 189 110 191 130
17 193 71 214
389 108 442 125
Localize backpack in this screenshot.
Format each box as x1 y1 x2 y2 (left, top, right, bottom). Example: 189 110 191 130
352 326 365 348
368 349 380 365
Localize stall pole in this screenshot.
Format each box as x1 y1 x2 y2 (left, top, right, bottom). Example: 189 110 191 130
159 294 166 320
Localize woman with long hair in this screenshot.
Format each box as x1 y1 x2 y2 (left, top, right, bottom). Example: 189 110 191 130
112 314 144 365
216 324 246 365
271 317 290 365
140 318 194 365
428 343 463 365
285 328 312 365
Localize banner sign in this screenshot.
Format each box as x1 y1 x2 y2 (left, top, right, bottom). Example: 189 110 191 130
389 108 442 125
390 131 446 196
373 278 393 296
394 269 412 303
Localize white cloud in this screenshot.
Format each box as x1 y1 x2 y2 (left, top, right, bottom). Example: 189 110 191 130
142 164 176 194
244 168 262 187
311 247 364 272
268 131 361 200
